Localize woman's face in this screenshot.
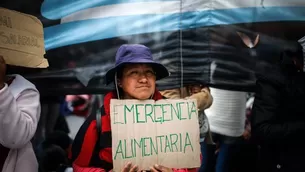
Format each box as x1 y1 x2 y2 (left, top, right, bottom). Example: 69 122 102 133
118 64 156 100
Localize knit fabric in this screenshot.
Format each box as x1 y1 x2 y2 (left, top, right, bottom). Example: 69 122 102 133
205 88 246 137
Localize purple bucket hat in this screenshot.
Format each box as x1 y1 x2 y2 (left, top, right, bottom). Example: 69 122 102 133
105 44 170 84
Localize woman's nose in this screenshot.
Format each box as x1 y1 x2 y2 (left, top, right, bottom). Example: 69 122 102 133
138 75 148 83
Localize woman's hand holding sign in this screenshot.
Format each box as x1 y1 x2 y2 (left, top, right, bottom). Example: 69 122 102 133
150 164 173 172
121 162 140 172
119 163 173 172
0 55 6 89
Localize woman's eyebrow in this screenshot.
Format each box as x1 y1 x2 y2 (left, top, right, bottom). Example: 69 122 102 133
144 68 154 71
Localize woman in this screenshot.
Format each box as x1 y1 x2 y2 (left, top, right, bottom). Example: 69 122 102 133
0 55 41 172
71 44 197 172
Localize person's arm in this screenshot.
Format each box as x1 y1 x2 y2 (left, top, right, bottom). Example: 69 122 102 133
160 88 182 99
251 75 305 144
0 84 40 149
161 87 213 111
189 87 213 111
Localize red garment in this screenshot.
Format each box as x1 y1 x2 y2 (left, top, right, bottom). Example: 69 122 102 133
73 163 106 172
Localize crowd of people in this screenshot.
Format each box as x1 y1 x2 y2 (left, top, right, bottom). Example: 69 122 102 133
0 43 304 172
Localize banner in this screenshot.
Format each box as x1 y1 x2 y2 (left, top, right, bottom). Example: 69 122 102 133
1 0 305 95
110 99 201 171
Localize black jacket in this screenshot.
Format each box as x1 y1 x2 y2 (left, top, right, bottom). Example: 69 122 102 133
251 66 305 172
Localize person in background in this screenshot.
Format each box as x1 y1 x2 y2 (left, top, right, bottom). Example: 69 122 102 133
160 84 214 172
251 44 305 172
45 131 72 155
0 55 41 172
229 94 258 172
204 88 247 172
36 131 73 162
65 95 92 117
71 44 197 172
187 84 213 144
39 144 70 172
33 95 62 148
188 85 214 172
33 95 71 152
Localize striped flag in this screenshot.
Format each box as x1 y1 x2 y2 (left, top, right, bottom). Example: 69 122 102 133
3 0 305 94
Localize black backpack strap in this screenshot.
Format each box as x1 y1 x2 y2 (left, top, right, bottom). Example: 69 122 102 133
90 106 113 171
96 107 109 148
96 108 102 142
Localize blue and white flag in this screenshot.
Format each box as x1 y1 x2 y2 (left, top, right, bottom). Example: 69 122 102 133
3 0 305 94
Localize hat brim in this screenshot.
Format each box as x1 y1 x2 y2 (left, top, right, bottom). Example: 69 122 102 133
105 60 170 85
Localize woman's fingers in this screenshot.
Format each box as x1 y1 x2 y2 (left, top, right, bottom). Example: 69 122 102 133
123 163 172 172
121 162 139 172
150 164 173 172
149 166 159 172
129 165 139 172
122 162 132 172
154 164 164 171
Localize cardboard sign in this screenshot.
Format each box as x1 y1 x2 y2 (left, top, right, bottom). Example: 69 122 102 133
0 7 48 68
110 99 201 171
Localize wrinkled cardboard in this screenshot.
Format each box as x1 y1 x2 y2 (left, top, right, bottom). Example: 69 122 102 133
0 7 48 68
110 99 201 172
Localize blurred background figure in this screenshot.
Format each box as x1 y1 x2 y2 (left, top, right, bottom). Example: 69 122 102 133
65 95 91 117
38 144 71 172
64 94 100 139
36 131 73 172
251 43 305 172
203 88 248 172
